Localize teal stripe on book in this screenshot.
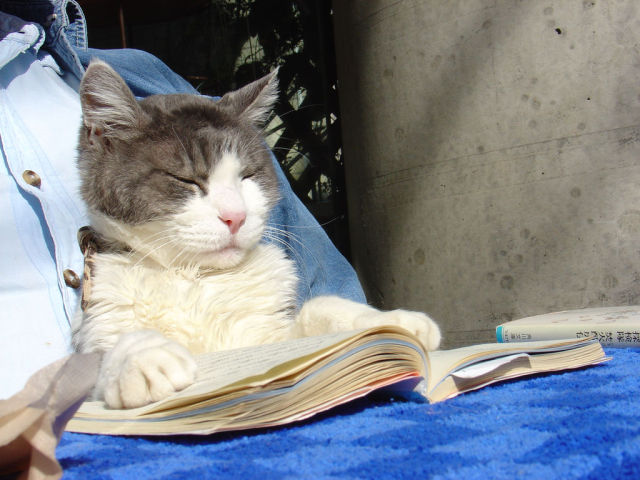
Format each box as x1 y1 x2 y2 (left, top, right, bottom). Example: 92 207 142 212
496 326 504 343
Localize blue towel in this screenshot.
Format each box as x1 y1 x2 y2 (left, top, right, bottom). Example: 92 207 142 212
58 348 640 479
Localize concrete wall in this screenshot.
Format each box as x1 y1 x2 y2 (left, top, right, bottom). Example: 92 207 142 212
333 1 640 347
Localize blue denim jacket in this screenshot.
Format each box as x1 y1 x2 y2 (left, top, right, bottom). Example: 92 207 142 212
0 0 365 398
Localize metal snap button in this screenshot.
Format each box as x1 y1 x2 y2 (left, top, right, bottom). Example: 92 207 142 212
22 170 42 188
63 269 81 289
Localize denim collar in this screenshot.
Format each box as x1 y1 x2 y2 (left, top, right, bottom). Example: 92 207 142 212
0 0 86 79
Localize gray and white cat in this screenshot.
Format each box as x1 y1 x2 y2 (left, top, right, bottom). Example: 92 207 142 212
72 60 441 409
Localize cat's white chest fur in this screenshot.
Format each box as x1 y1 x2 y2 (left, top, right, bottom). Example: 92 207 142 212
76 243 298 355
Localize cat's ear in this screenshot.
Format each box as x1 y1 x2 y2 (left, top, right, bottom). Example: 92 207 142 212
217 69 279 125
79 59 142 138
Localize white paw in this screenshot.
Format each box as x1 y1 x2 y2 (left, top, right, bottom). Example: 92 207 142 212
96 330 197 409
357 309 442 351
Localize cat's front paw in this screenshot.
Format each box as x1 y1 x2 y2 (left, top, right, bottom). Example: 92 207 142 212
96 330 197 409
365 310 442 351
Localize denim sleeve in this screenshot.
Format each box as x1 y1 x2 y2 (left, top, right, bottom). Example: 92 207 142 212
268 155 366 306
74 47 366 307
74 48 198 97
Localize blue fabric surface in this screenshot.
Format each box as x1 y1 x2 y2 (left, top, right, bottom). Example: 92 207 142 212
58 348 640 479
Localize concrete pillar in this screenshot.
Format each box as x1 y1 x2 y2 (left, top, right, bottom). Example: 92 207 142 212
334 1 640 347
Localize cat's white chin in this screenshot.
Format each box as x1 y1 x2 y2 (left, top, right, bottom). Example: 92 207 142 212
199 245 248 269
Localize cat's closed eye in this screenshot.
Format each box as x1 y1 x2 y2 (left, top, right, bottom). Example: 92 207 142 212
166 172 206 193
241 166 260 181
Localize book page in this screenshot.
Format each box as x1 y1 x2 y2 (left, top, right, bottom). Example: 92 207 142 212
450 353 530 379
183 330 363 394
427 341 608 403
425 337 599 392
75 329 369 418
68 328 425 434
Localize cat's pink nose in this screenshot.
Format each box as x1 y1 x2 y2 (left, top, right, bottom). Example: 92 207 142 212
218 210 246 235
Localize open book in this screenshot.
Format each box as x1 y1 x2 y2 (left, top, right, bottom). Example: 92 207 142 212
66 326 608 436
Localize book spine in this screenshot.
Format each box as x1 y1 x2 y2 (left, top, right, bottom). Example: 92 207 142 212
496 323 640 347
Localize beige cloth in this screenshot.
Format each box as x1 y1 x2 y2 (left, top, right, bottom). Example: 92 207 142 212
0 353 99 480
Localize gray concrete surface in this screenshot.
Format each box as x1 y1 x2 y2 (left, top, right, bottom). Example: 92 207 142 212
333 1 640 347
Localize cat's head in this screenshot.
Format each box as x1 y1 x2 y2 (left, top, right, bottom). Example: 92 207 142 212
77 59 280 269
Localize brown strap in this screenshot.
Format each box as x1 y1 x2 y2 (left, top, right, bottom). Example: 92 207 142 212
77 226 100 312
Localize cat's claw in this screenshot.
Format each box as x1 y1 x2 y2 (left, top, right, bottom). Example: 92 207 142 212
96 330 197 409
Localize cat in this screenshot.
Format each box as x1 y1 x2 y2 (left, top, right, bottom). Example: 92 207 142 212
72 60 441 409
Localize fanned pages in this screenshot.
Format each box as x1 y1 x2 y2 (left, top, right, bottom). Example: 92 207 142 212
66 326 608 436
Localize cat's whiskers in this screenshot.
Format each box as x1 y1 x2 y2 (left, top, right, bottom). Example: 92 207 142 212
158 233 219 270
261 227 323 299
261 232 313 300
270 146 310 162
131 234 184 268
261 231 306 271
265 224 328 281
171 125 191 159
261 231 291 252
276 104 323 120
264 225 309 253
120 225 178 250
237 122 279 159
267 216 342 230
175 245 203 270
